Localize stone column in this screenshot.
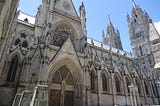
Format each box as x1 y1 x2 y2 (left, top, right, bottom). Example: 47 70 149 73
83 67 90 106
142 80 148 104
38 58 49 85
123 75 128 105
97 69 102 106
111 72 116 105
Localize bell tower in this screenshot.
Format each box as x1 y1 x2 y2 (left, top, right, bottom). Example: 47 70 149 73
127 1 152 57
127 1 155 68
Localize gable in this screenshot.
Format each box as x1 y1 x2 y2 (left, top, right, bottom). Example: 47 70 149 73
54 0 79 18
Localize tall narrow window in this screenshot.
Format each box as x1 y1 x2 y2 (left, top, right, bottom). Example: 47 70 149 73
151 83 157 96
6 56 19 82
90 71 96 91
115 75 121 93
125 77 131 93
139 46 143 55
136 79 142 96
144 81 149 96
102 73 108 91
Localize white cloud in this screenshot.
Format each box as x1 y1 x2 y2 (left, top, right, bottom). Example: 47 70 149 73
154 21 160 34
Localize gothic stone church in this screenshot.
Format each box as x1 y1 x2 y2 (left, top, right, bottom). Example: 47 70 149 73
0 0 160 106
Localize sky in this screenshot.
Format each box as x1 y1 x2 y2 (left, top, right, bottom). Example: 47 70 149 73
19 0 160 52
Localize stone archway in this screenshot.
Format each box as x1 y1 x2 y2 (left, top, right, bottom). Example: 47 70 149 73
48 58 83 106
50 65 75 106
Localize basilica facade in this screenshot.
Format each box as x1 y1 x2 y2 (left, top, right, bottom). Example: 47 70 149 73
0 0 160 106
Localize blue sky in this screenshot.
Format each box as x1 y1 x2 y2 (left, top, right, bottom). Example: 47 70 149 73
19 0 160 52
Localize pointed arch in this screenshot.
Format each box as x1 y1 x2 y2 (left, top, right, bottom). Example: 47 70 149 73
52 65 74 85
90 70 97 91
48 57 82 85
114 74 121 93
101 71 109 92
48 57 83 106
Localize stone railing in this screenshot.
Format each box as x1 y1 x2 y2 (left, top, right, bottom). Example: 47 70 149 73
87 37 134 58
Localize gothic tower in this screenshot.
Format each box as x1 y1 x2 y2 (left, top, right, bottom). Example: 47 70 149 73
127 1 155 69
127 1 152 57
103 17 123 50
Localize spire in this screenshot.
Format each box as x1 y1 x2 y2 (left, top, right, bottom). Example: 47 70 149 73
102 30 105 38
102 30 105 44
107 15 115 35
127 13 130 22
108 15 113 27
116 29 120 37
79 2 87 36
79 2 86 16
81 2 84 7
132 0 137 8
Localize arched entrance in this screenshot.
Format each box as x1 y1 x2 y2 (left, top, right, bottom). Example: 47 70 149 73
49 65 77 106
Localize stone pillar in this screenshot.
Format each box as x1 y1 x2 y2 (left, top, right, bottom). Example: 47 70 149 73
38 59 49 85
123 75 128 105
97 69 102 106
83 67 90 106
25 61 32 89
111 72 116 105
142 80 148 104
129 83 139 106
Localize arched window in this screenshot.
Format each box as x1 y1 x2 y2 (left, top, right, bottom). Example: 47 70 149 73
115 75 121 93
6 56 19 82
22 41 28 48
102 72 109 91
144 81 150 96
135 78 142 96
52 66 74 85
90 71 97 91
125 77 131 93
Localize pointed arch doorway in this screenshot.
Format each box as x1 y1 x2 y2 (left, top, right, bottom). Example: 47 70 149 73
49 65 79 106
